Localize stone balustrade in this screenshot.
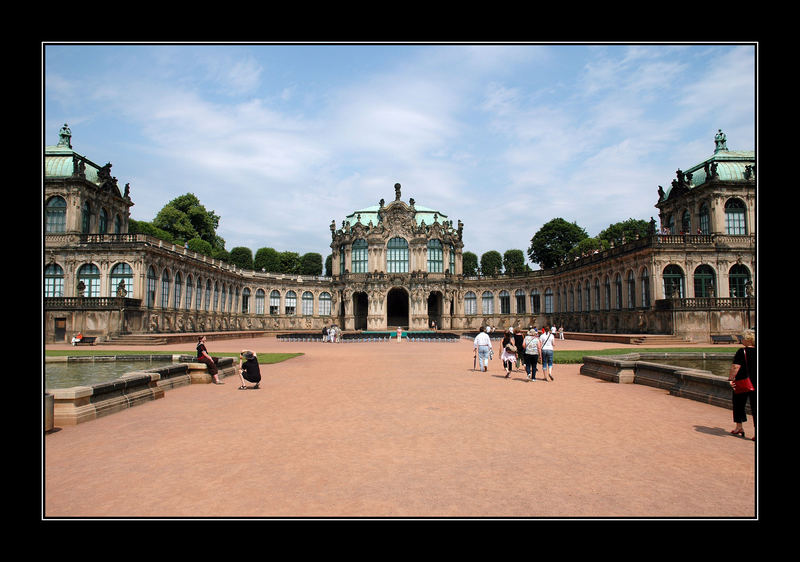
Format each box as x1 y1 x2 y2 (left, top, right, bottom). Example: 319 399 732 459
46 356 237 428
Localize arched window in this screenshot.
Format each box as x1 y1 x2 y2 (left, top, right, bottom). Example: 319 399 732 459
161 269 171 308
319 292 332 316
427 239 443 273
530 289 541 314
515 289 526 313
614 274 623 310
627 270 636 309
603 276 611 311
339 244 346 274
285 290 297 315
725 198 747 235
449 243 455 274
352 239 368 273
76 263 100 298
667 214 675 234
185 275 194 309
681 210 691 234
46 197 67 233
195 278 203 310
44 264 64 297
729 264 752 298
464 291 477 315
481 291 494 315
663 265 685 299
81 201 91 233
114 214 122 234
255 289 265 314
575 283 582 312
241 287 250 314
302 291 314 315
499 290 510 314
699 203 710 234
544 288 554 314
99 208 108 234
694 265 716 298
174 273 182 308
270 290 281 315
641 268 650 307
110 263 133 298
146 266 157 307
387 237 409 273
594 279 601 311
584 280 591 311
204 280 212 311
212 282 219 311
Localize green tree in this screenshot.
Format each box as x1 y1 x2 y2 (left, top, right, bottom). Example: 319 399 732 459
480 250 503 276
186 237 213 256
153 193 224 252
325 254 333 277
279 251 301 274
462 251 479 276
528 218 589 269
503 249 526 274
300 252 323 275
254 247 281 272
598 218 652 247
566 237 608 261
128 219 175 243
229 247 254 270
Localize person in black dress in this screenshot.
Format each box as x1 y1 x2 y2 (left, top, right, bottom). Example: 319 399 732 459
238 350 262 389
728 329 756 440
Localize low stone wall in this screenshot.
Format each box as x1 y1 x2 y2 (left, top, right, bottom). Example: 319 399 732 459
580 352 744 410
47 356 237 427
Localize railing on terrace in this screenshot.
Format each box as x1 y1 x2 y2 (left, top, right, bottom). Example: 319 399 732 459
44 297 142 310
654 297 754 311
44 233 332 282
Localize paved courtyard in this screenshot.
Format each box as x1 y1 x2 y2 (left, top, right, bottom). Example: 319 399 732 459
43 336 757 519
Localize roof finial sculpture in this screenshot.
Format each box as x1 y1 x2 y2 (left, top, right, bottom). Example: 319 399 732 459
714 129 728 153
394 183 401 201
58 123 72 149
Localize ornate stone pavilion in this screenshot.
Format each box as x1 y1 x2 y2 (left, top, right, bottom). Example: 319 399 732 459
44 126 755 343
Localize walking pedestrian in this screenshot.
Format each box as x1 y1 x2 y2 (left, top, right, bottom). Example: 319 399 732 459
539 327 555 381
522 328 541 381
473 326 493 373
501 328 517 378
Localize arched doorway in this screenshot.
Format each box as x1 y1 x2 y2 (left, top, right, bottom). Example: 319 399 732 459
387 287 409 329
427 291 443 329
353 291 368 330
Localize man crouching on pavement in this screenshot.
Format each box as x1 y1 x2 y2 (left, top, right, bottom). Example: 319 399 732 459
238 350 261 390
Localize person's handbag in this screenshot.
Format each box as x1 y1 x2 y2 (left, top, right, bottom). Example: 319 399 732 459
732 377 754 394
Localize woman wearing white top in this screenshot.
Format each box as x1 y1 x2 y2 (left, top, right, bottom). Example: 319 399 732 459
473 326 493 372
539 327 556 381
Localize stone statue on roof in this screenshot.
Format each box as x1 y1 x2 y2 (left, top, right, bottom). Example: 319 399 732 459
58 123 72 149
714 129 728 152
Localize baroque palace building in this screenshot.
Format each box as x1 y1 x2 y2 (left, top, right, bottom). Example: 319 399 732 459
43 125 755 343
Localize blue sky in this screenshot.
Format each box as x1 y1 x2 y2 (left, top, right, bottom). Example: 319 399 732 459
43 43 756 266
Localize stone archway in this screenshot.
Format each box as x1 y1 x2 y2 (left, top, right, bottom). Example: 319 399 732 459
427 290 443 329
387 287 409 329
353 291 369 330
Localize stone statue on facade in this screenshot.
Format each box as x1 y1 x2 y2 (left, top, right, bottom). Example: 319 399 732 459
395 183 401 201
116 280 128 297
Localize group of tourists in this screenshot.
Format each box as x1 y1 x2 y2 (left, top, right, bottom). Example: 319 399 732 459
321 324 342 343
473 325 556 381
